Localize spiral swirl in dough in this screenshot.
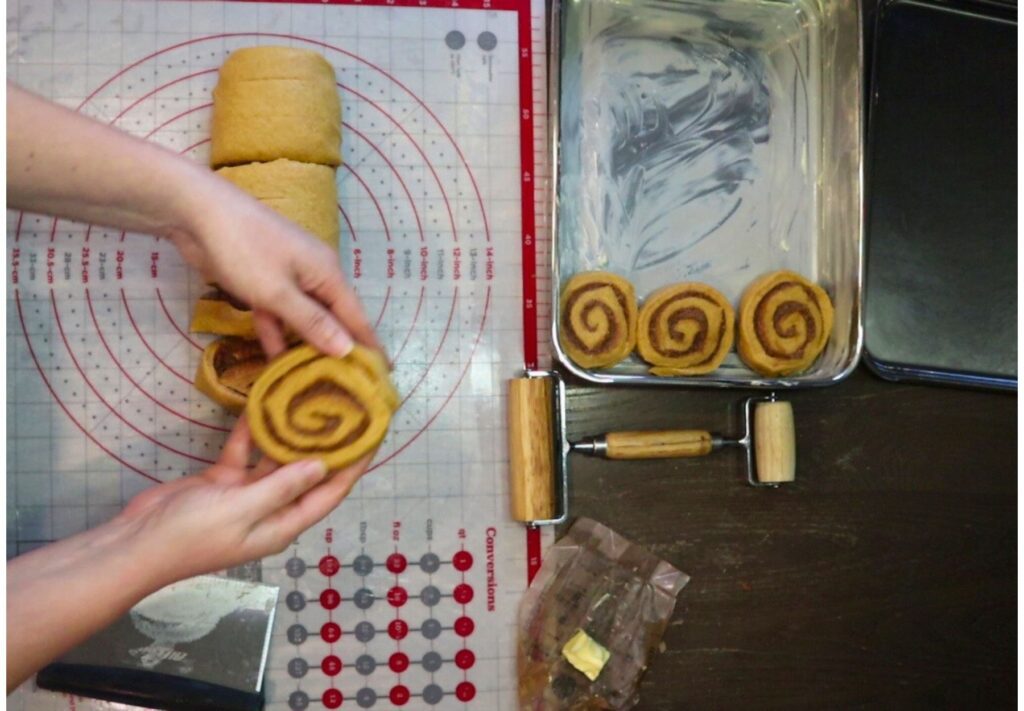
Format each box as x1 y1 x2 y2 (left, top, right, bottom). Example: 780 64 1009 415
247 345 398 468
559 271 637 369
638 283 734 375
737 270 834 376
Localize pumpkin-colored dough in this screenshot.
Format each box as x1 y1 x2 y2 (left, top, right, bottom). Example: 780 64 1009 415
190 290 256 338
195 338 268 413
737 270 834 376
559 271 637 369
638 282 735 375
246 345 398 469
215 159 340 249
210 46 341 167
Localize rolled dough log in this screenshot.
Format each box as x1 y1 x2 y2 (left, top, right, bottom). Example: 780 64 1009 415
216 158 340 249
210 46 341 167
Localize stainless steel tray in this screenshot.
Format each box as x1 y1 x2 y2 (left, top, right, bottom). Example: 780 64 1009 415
549 0 863 388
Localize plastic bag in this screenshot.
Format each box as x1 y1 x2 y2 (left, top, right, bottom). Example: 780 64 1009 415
518 518 689 710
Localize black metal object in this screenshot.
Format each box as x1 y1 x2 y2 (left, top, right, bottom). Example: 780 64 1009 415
863 0 1017 389
37 665 264 711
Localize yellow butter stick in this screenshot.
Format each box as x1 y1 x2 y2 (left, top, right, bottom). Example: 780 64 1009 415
562 629 610 682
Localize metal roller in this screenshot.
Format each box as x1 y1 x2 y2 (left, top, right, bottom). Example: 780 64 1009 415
507 371 797 526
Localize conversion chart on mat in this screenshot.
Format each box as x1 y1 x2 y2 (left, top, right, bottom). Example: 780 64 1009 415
6 1 552 708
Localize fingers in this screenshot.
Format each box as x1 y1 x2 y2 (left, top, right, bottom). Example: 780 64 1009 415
253 309 289 358
217 416 252 469
303 269 383 355
240 458 328 519
249 455 279 481
247 455 372 553
271 286 354 358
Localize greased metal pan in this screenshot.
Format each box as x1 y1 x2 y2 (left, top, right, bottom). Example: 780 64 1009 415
549 0 863 387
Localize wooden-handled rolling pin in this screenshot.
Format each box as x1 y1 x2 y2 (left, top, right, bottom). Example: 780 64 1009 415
573 401 796 484
508 374 796 524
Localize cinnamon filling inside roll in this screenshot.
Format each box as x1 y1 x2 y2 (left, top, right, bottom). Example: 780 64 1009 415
559 272 637 369
638 284 734 375
738 270 834 377
247 344 397 468
195 337 268 413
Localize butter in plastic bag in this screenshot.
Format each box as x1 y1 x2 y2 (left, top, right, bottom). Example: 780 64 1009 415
517 518 689 709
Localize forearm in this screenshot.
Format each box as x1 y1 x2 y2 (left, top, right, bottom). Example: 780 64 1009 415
6 82 211 237
5 518 168 692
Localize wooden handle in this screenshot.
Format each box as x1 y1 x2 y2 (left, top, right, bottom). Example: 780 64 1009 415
754 401 796 483
605 430 713 460
507 378 556 522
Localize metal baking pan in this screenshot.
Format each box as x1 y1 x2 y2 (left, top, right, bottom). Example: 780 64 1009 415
548 0 863 387
862 0 1016 391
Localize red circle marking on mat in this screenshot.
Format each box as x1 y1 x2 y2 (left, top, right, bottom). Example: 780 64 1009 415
454 616 475 637
319 555 341 576
386 553 407 574
388 619 409 640
387 586 409 608
14 291 161 483
389 685 411 706
320 589 341 610
85 290 229 432
339 82 459 240
455 649 476 670
155 288 203 351
366 287 490 473
50 292 216 464
454 583 474 604
389 652 410 673
342 121 425 243
456 682 477 702
338 202 358 243
120 290 195 384
321 622 342 643
322 688 343 708
453 550 474 571
321 655 343 677
28 33 495 479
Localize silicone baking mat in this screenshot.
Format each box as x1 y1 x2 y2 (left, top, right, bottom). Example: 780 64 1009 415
6 0 552 708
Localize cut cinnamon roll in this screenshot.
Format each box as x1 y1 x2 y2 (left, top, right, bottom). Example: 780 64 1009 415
194 338 268 413
559 271 637 369
737 270 834 376
638 283 735 375
246 344 398 469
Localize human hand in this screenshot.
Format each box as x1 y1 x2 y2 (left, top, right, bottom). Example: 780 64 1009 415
169 173 380 358
115 417 371 584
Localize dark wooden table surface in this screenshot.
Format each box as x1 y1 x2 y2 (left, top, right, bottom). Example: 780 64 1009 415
561 366 1016 709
